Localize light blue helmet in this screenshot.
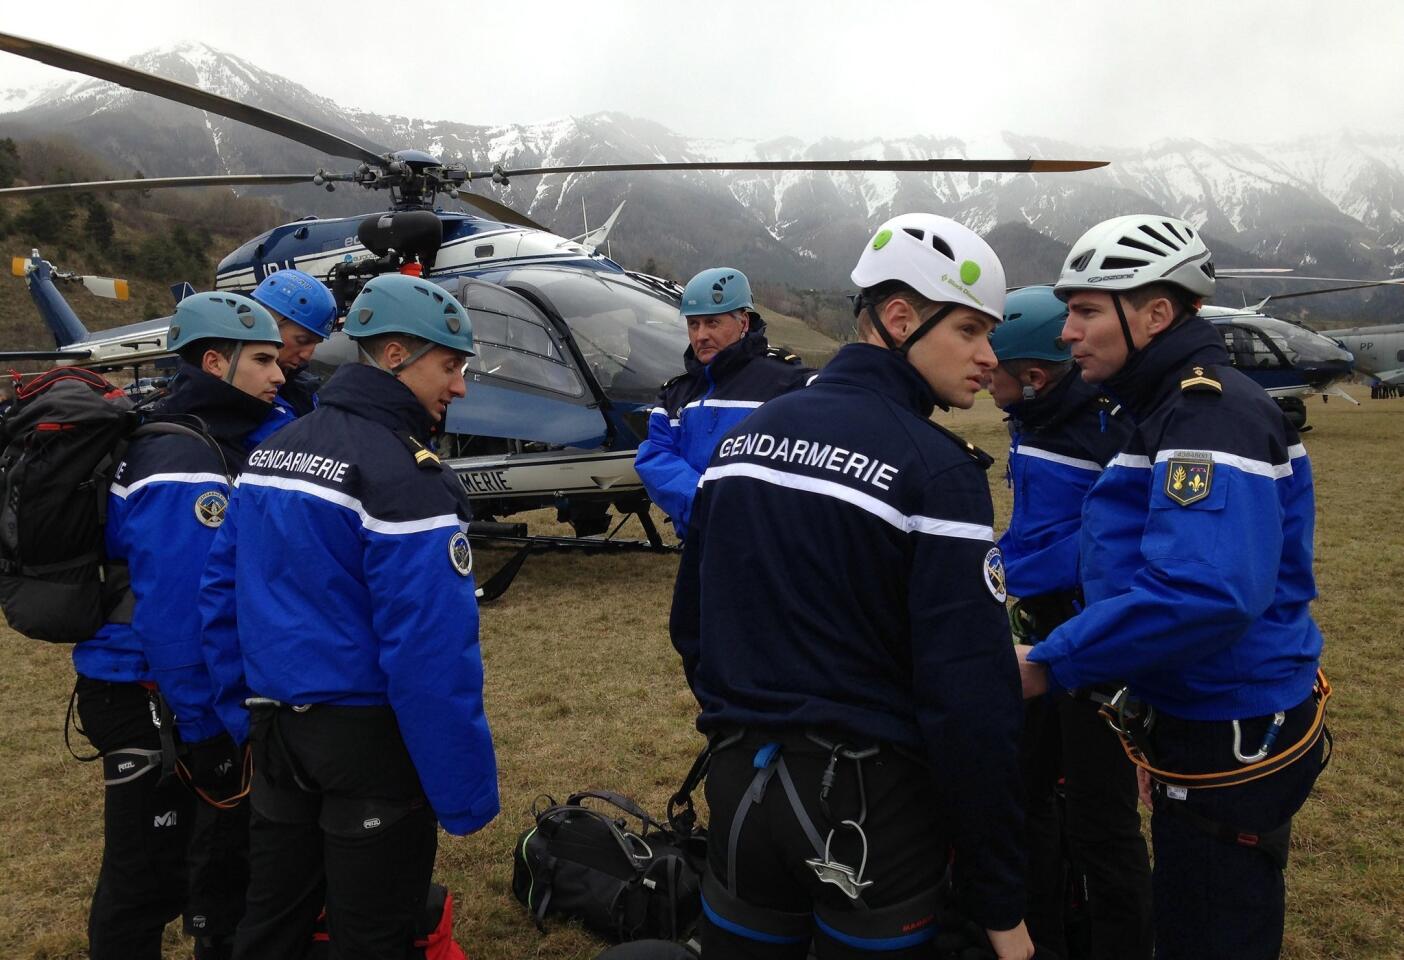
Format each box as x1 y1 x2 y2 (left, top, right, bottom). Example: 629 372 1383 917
344 273 475 357
680 267 754 317
167 292 282 353
251 269 337 338
992 286 1072 363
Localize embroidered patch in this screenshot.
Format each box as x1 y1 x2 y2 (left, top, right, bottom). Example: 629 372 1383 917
448 530 473 576
194 490 228 528
983 547 1007 603
1165 455 1214 506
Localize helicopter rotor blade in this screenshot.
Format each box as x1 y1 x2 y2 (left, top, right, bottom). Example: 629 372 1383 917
454 193 548 232
472 158 1109 180
1256 280 1404 302
0 31 386 165
0 174 318 197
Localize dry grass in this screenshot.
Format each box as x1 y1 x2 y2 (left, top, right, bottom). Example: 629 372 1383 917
0 387 1400 959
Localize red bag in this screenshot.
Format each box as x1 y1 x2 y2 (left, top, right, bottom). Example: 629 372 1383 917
309 882 467 959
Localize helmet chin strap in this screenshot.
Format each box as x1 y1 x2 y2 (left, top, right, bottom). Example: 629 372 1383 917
222 343 245 385
863 300 955 356
1111 292 1138 358
358 341 436 375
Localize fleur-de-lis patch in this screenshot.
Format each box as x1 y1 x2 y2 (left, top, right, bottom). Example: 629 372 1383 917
1164 455 1213 506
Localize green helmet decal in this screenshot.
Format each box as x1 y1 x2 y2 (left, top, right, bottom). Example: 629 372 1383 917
872 229 893 251
960 260 982 286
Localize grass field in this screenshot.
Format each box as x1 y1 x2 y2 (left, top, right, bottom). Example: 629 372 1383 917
1 386 1400 959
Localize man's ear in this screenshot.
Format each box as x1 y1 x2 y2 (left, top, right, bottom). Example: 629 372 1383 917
738 311 751 334
1145 296 1178 336
1025 366 1050 392
202 349 228 378
380 339 407 370
879 297 914 343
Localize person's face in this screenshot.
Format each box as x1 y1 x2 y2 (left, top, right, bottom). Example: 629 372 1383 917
276 317 322 371
393 344 469 422
206 342 285 403
1061 290 1176 384
902 305 999 410
987 364 1026 409
686 310 749 364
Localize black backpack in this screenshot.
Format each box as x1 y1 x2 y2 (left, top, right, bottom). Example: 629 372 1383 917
512 790 706 943
0 368 218 643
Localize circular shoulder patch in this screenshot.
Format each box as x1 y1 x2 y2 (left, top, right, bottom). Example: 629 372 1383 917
983 547 1007 603
448 530 473 577
194 490 228 528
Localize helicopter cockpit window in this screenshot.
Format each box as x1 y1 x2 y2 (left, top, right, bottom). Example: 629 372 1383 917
509 270 690 405
465 310 583 397
1224 326 1286 370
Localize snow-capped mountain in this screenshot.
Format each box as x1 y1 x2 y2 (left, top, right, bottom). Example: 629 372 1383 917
6 43 1404 314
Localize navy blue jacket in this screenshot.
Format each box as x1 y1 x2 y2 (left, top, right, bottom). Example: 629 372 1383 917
635 322 812 531
1028 318 1323 720
244 367 320 448
199 363 499 836
74 366 271 744
999 372 1129 600
671 343 1025 931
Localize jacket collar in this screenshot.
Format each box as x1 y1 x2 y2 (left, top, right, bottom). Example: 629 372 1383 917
684 325 770 380
818 343 939 418
1006 366 1099 432
159 364 275 449
315 362 436 442
1102 315 1229 418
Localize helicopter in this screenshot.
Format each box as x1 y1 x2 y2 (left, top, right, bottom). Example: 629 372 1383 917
0 31 1108 549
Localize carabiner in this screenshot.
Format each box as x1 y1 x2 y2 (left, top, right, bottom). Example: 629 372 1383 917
1232 711 1286 764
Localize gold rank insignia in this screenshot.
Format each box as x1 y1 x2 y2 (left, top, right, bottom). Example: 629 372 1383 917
194 490 228 528
1165 454 1214 506
1180 366 1222 393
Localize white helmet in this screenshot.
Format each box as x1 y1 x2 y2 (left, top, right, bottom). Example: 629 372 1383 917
850 213 1006 324
1055 214 1215 302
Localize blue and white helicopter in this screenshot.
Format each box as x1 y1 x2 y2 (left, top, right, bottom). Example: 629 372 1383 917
0 30 1107 552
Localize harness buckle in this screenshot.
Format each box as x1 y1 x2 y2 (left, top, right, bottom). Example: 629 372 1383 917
805 820 875 901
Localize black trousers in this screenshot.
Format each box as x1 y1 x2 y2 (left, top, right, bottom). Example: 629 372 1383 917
75 677 249 960
701 731 955 959
1021 695 1153 960
1148 695 1325 960
233 705 438 960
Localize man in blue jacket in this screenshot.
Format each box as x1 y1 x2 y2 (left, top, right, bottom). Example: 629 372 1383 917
250 268 337 418
75 292 285 960
989 286 1146 959
673 214 1033 960
1017 215 1328 960
635 267 811 534
200 273 498 960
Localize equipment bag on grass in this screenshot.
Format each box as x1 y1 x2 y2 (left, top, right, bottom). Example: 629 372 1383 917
0 367 220 642
512 789 706 942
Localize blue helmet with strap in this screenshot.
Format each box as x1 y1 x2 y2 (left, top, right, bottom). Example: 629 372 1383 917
345 274 474 372
167 292 281 353
680 267 754 317
991 286 1072 363
251 269 337 338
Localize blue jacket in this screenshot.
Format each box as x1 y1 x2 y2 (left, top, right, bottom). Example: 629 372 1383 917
671 343 1025 931
999 371 1129 600
1028 318 1323 720
635 322 811 531
199 363 499 836
74 365 273 745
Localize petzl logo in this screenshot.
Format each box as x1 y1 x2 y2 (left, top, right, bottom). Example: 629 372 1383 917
363 817 382 830
153 810 179 828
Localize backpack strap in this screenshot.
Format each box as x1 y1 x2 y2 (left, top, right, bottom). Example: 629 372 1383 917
567 790 665 832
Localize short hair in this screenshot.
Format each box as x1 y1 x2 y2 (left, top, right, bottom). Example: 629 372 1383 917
357 331 431 364
855 282 941 338
1001 357 1075 384
177 339 239 368
1124 282 1197 316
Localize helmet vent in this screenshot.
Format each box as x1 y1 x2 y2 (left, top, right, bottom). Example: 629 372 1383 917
1200 261 1216 280
1119 236 1163 257
1137 224 1179 250
930 235 954 260
903 227 925 242
357 308 374 325
1069 250 1095 272
1163 221 1186 244
1101 256 1149 270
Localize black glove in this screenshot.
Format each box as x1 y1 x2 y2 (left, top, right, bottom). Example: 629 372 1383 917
183 732 245 801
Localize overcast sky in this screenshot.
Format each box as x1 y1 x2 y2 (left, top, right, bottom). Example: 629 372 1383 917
1 1 1400 149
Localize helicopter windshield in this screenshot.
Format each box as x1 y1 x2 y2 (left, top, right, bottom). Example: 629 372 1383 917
504 269 690 405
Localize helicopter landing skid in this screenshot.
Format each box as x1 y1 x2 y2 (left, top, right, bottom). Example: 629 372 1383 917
468 512 678 602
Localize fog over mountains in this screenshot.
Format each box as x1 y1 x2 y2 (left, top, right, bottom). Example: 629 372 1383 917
5 43 1404 320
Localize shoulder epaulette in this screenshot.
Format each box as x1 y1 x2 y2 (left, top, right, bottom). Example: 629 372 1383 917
395 430 441 469
925 419 995 469
660 372 688 392
766 345 803 365
1179 365 1223 395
